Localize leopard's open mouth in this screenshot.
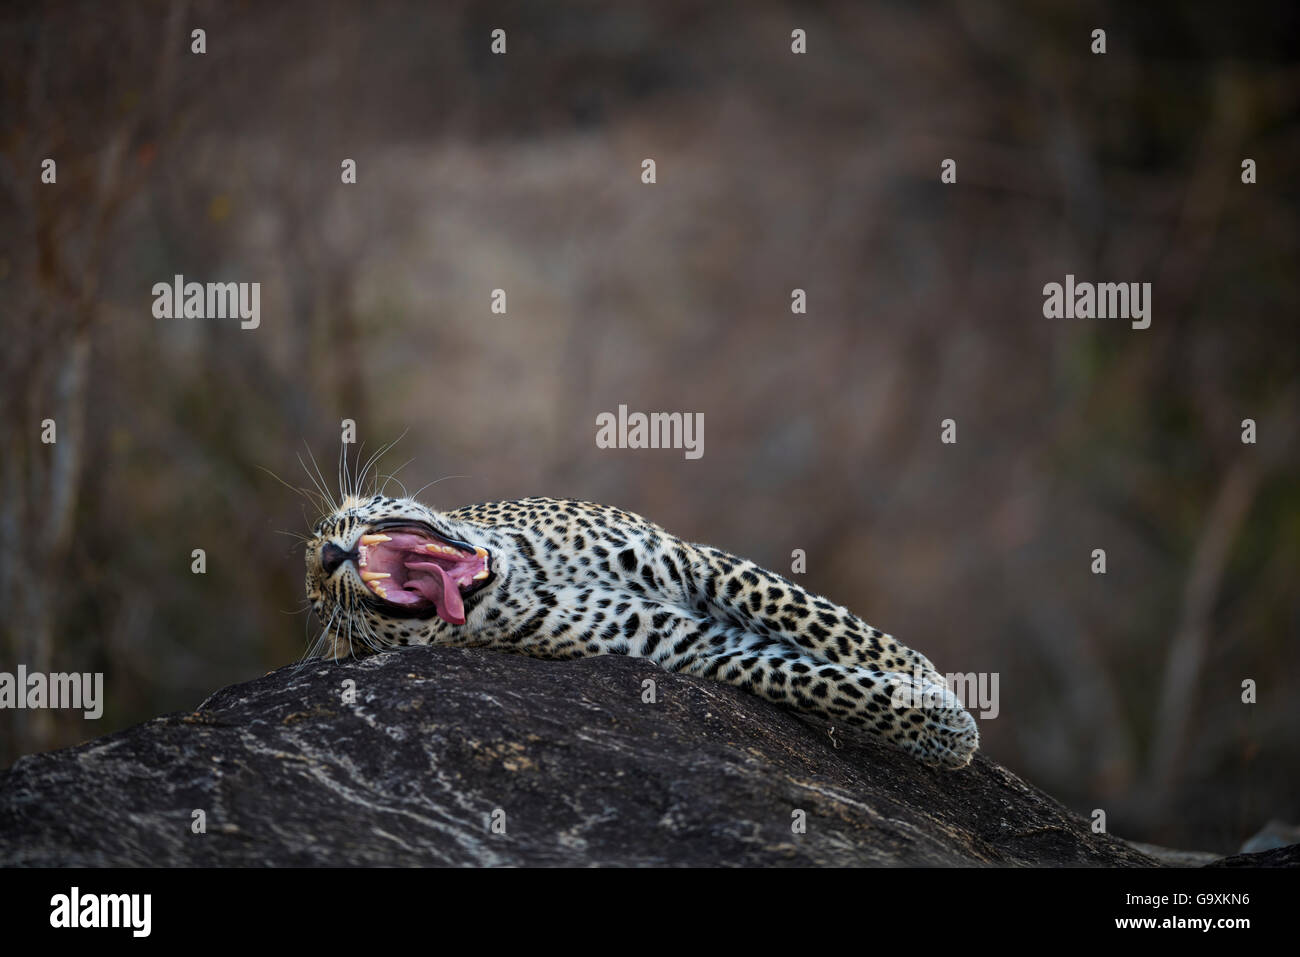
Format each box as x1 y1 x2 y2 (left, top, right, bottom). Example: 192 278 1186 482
354 521 491 625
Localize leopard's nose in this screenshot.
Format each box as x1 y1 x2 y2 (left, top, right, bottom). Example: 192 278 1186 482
320 543 350 575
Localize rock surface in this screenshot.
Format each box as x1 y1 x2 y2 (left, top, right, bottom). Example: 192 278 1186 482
0 647 1175 866
1207 844 1300 868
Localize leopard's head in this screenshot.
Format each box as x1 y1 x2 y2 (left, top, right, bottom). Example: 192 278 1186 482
305 495 494 659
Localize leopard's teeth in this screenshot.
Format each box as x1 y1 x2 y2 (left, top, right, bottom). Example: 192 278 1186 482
425 543 457 555
368 581 388 598
472 569 489 580
361 571 391 582
359 534 392 545
474 546 489 559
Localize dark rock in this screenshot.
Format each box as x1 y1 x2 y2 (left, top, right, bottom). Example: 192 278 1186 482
1238 819 1300 854
1122 840 1219 867
0 647 1162 866
1206 844 1300 868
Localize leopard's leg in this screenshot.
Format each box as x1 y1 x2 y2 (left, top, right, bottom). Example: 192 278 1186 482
685 544 947 684
639 607 979 769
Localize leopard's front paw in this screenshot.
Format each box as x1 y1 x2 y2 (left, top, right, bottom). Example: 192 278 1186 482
887 671 980 770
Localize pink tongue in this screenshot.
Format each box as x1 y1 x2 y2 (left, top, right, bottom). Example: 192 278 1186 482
403 561 466 625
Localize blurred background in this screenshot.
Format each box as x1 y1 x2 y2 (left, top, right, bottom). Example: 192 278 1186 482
1 0 1297 853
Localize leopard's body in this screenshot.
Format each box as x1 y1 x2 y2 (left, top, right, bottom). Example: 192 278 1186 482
305 494 979 768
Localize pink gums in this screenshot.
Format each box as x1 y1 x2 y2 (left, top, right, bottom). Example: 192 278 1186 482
359 531 487 625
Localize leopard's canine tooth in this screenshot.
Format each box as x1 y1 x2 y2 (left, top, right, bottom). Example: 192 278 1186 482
361 571 391 581
359 534 391 545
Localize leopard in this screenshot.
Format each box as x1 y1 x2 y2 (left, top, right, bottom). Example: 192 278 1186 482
303 493 979 769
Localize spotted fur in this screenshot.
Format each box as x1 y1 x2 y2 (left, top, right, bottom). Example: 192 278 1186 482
305 494 979 768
